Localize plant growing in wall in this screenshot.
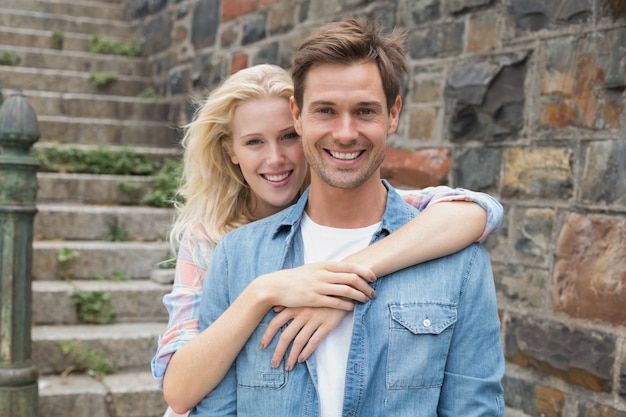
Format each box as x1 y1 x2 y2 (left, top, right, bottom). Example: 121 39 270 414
0 50 17 66
89 35 142 57
69 290 116 324
101 218 130 242
57 247 79 281
137 87 162 99
58 341 115 380
51 30 64 50
90 72 118 89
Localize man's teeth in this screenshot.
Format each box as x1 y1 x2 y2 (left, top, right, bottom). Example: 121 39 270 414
264 173 290 182
329 150 361 160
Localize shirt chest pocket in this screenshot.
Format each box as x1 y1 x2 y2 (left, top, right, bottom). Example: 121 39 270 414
236 323 287 389
386 302 457 390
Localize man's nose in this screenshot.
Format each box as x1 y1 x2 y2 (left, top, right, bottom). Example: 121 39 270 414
333 113 358 141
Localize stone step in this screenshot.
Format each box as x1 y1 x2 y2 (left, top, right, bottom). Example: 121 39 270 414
36 115 179 147
37 172 154 205
32 240 172 280
24 91 171 121
32 322 164 375
32 279 171 325
0 26 92 52
39 371 168 417
0 8 136 39
34 203 173 241
4 46 154 77
3 0 127 21
0 66 154 97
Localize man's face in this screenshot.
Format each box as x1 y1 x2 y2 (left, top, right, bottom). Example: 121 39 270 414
291 61 401 190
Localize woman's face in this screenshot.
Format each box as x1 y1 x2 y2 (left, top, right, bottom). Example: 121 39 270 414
228 95 307 220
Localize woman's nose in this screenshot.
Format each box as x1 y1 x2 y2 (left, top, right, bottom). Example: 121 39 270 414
266 144 286 165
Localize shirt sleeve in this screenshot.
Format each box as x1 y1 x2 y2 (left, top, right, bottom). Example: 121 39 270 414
437 244 505 416
396 186 503 241
191 240 238 416
151 234 214 388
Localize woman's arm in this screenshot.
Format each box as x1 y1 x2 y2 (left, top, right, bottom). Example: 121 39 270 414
162 261 376 414
151 235 211 389
263 187 502 368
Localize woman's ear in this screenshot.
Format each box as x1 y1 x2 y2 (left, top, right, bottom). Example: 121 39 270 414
223 141 239 165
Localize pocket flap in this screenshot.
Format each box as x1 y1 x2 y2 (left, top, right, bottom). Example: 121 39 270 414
389 302 457 335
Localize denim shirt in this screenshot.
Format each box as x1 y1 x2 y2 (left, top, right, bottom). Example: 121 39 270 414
192 181 505 417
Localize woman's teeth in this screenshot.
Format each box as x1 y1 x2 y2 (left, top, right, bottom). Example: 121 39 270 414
264 172 290 182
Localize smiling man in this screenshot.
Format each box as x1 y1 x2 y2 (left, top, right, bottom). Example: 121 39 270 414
191 17 505 417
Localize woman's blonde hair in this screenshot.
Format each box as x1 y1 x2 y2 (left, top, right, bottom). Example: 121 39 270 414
169 64 297 250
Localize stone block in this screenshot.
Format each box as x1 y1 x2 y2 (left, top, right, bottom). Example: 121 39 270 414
580 140 626 205
553 213 626 325
503 376 565 417
381 147 450 189
514 208 555 258
408 107 438 141
449 0 493 14
412 77 442 103
221 0 257 21
577 403 626 417
408 22 464 60
502 147 572 198
540 31 626 130
467 12 498 52
445 53 526 142
493 263 547 308
506 0 592 31
505 315 615 392
453 147 501 192
191 0 220 49
408 0 441 25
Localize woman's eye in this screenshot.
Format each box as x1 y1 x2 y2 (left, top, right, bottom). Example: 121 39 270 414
245 139 262 146
283 132 300 140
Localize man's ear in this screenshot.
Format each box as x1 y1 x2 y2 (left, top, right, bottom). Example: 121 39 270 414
290 96 303 135
387 95 402 135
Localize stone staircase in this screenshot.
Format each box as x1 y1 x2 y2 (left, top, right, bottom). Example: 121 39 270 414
0 0 179 415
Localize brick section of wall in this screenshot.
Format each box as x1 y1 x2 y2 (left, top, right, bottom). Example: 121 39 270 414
132 0 626 414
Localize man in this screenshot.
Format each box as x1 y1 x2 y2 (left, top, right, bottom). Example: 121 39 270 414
192 17 504 417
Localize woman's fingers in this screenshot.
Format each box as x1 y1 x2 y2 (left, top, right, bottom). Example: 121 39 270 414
262 307 349 370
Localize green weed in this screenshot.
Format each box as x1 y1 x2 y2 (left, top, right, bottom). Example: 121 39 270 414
69 290 116 324
58 341 115 380
90 35 142 57
90 72 118 88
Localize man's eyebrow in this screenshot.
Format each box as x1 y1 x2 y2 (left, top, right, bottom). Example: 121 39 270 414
308 100 384 108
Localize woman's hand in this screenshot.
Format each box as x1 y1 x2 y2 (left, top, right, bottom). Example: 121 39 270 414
253 261 376 311
260 307 348 370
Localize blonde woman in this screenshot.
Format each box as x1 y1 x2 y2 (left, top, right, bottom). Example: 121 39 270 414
152 64 502 415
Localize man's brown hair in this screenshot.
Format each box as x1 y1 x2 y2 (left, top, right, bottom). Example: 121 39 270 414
291 17 408 113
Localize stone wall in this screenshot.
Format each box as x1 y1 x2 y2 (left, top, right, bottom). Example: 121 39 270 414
129 0 626 415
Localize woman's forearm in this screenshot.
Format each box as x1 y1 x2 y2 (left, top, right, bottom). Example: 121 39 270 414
163 280 272 413
344 201 487 278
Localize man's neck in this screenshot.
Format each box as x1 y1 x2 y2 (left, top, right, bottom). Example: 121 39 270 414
305 176 387 228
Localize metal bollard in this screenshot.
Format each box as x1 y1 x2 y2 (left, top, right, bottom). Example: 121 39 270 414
0 91 40 417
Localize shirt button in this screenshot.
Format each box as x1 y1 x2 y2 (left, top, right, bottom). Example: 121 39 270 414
423 319 431 327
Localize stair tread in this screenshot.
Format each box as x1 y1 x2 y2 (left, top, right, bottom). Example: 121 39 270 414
32 321 166 339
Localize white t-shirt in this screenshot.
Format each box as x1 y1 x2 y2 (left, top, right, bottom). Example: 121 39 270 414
300 212 380 417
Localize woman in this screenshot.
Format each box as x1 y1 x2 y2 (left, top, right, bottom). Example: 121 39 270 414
153 64 502 415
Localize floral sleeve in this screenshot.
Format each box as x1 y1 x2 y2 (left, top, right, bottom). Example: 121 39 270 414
396 186 503 241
